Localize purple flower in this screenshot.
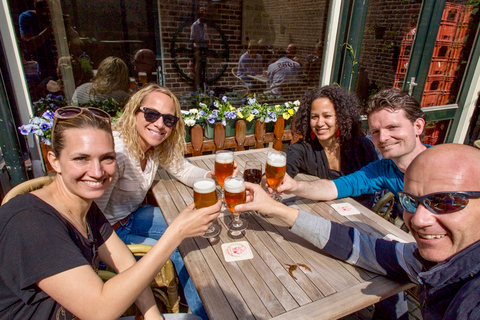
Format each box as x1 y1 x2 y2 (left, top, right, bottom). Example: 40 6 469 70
18 124 36 135
212 110 219 117
42 110 55 120
265 110 277 123
224 111 236 120
222 96 228 103
41 137 51 145
221 119 226 126
251 109 259 115
213 101 219 108
199 110 206 116
248 97 256 105
207 114 216 124
39 122 52 131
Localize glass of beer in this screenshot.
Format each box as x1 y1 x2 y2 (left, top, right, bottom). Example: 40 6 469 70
224 175 247 234
193 178 220 238
215 150 235 201
266 150 287 202
138 72 148 85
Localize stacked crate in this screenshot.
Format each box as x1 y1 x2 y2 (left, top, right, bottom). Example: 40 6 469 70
393 3 472 108
420 2 472 107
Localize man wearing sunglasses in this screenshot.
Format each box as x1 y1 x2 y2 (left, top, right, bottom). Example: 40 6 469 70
237 143 480 318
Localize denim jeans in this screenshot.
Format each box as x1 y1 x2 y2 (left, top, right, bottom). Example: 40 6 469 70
115 205 208 320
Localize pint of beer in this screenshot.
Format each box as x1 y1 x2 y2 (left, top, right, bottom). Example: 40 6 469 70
266 151 286 189
193 178 218 209
224 176 246 216
138 72 148 85
215 150 234 188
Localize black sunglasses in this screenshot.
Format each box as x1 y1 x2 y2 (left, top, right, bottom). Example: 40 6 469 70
398 191 480 215
139 107 179 128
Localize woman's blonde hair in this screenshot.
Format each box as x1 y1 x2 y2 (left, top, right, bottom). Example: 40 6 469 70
113 84 186 167
90 56 130 95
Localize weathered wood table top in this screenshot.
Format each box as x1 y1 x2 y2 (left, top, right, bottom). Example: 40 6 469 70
152 148 415 320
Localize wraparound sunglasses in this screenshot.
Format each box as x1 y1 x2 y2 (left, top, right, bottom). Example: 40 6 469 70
398 191 480 215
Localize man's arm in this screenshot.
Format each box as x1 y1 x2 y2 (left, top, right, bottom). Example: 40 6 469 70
276 173 338 201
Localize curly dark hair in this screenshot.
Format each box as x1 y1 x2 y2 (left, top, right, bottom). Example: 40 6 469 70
292 85 364 151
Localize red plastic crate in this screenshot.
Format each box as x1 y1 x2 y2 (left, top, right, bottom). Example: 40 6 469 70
425 75 445 91
455 24 469 43
442 77 455 91
403 28 416 41
399 40 413 56
428 57 449 76
442 3 463 24
446 59 460 77
447 43 464 59
459 5 473 24
437 22 457 42
421 91 442 107
432 42 451 58
396 56 409 74
438 90 452 105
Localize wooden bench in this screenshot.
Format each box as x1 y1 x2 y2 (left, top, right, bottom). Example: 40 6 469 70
184 117 300 156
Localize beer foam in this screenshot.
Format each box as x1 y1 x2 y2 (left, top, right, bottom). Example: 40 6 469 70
215 152 234 163
267 152 286 167
224 178 245 193
193 179 216 193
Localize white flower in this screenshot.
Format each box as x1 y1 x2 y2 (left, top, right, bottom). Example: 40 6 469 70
189 108 199 114
293 100 300 106
184 118 196 127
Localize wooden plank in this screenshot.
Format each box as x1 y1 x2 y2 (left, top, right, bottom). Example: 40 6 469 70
270 277 414 320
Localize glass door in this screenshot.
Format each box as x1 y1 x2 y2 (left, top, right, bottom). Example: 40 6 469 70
337 0 479 145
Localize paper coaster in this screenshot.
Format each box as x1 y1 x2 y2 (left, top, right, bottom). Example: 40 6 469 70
221 241 254 262
331 202 361 216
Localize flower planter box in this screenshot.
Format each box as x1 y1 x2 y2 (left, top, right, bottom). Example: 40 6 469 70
203 121 215 139
185 126 192 142
245 119 256 134
225 119 237 137
284 118 293 130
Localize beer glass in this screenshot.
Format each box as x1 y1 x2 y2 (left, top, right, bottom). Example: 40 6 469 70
224 175 247 234
215 150 235 203
266 150 286 201
193 178 220 238
138 72 148 85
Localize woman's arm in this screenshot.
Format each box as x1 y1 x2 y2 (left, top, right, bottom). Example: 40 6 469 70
37 201 221 320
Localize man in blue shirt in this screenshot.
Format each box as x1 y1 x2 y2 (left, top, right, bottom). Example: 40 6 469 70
276 87 428 319
278 88 427 203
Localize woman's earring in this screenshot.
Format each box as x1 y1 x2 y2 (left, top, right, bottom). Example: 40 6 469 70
336 129 340 137
310 131 316 140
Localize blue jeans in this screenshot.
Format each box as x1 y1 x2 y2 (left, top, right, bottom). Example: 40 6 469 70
115 205 208 320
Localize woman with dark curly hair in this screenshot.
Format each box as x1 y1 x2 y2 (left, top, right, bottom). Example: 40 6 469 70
287 85 378 206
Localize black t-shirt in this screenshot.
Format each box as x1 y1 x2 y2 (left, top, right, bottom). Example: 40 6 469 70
287 136 379 207
0 193 113 319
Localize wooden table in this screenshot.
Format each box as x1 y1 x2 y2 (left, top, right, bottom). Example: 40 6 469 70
152 148 415 320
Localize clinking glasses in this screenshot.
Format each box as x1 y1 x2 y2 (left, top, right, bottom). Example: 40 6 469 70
398 191 480 215
139 107 179 128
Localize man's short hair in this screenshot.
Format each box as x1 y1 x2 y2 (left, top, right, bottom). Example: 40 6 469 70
366 88 426 123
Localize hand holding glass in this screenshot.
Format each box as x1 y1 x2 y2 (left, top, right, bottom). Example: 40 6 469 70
266 151 286 202
193 178 220 238
224 175 247 234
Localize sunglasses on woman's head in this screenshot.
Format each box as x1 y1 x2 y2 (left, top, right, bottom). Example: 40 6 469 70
55 106 111 123
139 107 179 128
398 191 480 215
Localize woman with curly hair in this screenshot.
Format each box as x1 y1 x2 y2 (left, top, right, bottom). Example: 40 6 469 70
72 56 130 106
287 85 378 207
95 84 211 319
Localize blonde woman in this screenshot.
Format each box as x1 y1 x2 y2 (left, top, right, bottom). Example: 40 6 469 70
72 56 130 106
95 84 211 319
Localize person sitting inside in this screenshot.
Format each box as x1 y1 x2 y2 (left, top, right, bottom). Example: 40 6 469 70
237 143 480 319
237 40 263 88
132 48 157 86
267 44 301 95
72 56 130 107
0 106 220 319
287 85 378 208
